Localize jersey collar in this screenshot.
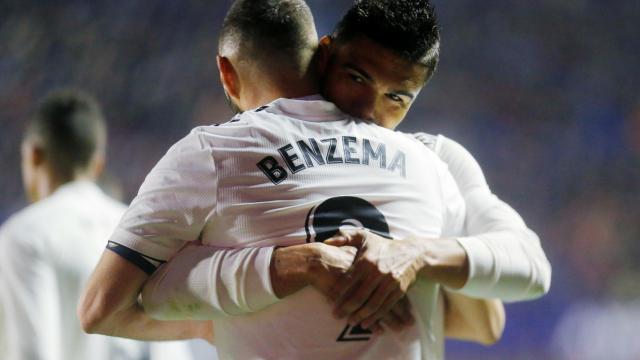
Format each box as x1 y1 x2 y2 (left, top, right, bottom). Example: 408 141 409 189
262 95 348 122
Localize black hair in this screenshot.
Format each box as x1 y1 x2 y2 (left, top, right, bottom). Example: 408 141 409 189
25 89 106 180
219 0 316 70
333 0 440 79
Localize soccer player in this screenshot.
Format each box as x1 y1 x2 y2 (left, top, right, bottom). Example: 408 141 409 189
80 0 550 358
141 0 549 341
0 90 198 360
308 0 551 328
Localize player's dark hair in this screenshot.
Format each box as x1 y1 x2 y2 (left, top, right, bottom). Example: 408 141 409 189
219 0 316 71
25 89 106 180
333 0 440 80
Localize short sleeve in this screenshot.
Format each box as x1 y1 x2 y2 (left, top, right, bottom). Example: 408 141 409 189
108 129 218 272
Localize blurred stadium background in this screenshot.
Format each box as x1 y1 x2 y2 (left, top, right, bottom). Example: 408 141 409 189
1 0 639 359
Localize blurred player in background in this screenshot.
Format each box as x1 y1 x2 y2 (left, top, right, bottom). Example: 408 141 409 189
0 89 195 360
80 0 549 358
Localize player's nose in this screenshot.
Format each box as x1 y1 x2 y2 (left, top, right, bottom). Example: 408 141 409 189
350 97 376 122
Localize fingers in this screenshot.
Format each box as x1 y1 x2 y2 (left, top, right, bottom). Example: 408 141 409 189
332 266 380 318
366 320 385 335
379 311 404 332
392 297 415 327
347 279 395 326
340 246 358 257
324 229 366 247
359 288 405 330
362 298 414 333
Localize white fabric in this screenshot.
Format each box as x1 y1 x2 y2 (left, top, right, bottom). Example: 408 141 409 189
0 280 6 357
145 130 553 327
413 133 551 301
0 182 147 360
0 181 197 360
144 246 279 317
114 96 466 360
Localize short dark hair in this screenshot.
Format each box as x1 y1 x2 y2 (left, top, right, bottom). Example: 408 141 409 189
333 0 440 79
219 0 316 71
25 89 106 179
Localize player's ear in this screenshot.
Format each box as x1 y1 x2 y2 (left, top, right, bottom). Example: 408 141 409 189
316 36 334 78
217 55 241 101
27 143 46 168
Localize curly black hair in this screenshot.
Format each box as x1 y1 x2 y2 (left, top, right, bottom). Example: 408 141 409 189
333 0 440 78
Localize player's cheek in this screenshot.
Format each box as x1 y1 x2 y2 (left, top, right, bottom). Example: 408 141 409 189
375 106 402 130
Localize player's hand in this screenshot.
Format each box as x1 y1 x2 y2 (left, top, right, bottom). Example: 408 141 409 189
306 243 357 297
380 296 415 331
367 296 415 334
324 229 427 329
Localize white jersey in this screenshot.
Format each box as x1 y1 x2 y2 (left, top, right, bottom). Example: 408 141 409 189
141 124 551 360
0 182 146 360
110 96 466 360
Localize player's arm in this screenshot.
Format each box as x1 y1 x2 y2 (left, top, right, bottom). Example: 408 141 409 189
141 239 413 333
327 134 551 327
442 290 505 345
428 134 551 300
0 228 58 359
141 241 355 318
79 249 212 341
79 130 217 341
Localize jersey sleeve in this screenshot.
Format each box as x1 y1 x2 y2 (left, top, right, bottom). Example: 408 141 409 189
414 133 551 301
0 226 58 359
108 129 218 274
141 245 280 319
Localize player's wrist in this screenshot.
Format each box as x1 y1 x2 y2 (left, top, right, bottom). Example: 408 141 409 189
270 244 317 298
418 237 469 289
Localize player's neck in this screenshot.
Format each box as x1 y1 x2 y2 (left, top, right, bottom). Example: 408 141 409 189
244 80 318 110
31 168 93 202
243 69 320 110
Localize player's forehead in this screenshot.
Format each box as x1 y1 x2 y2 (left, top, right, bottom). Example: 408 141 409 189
334 35 427 92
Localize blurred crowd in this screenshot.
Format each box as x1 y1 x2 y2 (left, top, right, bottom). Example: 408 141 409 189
1 0 638 358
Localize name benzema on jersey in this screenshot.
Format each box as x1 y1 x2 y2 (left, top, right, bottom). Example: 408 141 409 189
257 136 406 184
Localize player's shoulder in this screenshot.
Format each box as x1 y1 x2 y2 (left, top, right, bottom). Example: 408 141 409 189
409 131 440 151
94 190 127 219
408 132 475 160
393 131 442 159
0 202 46 251
185 110 267 145
407 131 460 155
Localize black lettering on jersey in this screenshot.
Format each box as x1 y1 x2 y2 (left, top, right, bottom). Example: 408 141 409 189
388 151 406 178
362 139 386 168
297 138 325 167
322 138 344 164
336 324 372 342
106 241 164 275
342 136 360 164
257 156 289 184
278 144 306 173
213 118 240 127
259 137 407 183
